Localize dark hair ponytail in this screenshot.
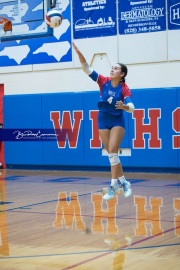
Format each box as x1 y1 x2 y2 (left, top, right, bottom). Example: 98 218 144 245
118 63 128 82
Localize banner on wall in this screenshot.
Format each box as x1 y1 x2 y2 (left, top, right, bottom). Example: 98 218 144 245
73 0 117 39
168 0 180 30
0 0 71 67
119 0 166 35
3 88 180 169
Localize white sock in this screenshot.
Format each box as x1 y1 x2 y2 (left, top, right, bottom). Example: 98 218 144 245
119 175 126 184
111 179 117 186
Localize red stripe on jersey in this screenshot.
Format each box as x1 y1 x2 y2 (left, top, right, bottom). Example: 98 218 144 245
97 74 110 96
122 82 132 100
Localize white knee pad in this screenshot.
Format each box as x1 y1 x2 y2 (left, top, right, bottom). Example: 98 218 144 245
108 153 120 166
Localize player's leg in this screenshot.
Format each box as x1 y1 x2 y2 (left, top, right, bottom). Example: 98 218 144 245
99 129 118 197
108 126 132 198
108 126 124 179
99 127 121 200
107 126 132 199
98 129 110 153
99 128 119 198
100 126 132 200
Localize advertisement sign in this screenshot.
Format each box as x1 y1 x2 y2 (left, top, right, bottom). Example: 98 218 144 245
119 0 166 35
73 0 117 39
168 0 180 30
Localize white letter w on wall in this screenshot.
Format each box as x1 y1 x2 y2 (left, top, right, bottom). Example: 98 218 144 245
50 111 83 148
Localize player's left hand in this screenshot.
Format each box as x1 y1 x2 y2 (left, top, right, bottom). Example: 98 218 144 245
115 100 123 109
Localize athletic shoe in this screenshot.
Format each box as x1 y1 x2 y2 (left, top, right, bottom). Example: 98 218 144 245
103 182 119 200
122 180 132 198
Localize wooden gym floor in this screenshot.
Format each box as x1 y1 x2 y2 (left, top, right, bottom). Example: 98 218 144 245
0 169 179 270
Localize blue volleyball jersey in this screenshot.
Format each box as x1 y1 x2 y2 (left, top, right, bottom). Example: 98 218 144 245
89 70 133 115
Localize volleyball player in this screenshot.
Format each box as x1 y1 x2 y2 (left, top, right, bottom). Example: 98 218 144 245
73 42 135 200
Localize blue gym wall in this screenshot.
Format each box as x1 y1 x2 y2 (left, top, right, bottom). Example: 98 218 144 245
3 88 180 170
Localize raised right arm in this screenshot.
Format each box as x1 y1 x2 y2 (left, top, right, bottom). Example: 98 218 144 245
72 42 93 75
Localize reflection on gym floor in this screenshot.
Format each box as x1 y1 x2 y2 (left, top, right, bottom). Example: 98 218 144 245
0 169 179 270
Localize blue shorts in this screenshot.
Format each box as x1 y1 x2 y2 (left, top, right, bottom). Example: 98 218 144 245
98 111 125 130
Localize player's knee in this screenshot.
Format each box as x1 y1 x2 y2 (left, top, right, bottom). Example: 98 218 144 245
108 153 120 166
